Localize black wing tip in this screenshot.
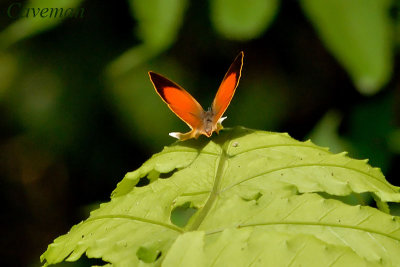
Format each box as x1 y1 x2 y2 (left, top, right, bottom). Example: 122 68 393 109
148 71 185 100
148 71 163 81
149 71 168 84
230 51 244 76
148 71 166 97
236 51 244 61
148 71 157 83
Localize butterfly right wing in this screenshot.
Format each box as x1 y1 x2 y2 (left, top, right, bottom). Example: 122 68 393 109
149 72 205 139
211 51 243 127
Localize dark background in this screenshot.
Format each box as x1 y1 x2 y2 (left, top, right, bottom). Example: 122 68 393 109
0 0 399 266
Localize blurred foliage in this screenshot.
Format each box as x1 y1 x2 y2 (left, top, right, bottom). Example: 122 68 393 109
0 0 84 49
108 0 188 75
301 0 394 95
210 0 279 40
310 93 398 173
106 61 182 147
308 110 347 154
0 0 399 266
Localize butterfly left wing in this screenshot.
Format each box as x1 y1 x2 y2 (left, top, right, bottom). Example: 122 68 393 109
211 51 244 130
149 71 205 140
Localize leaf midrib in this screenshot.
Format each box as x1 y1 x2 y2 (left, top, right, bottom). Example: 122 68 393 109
187 139 230 231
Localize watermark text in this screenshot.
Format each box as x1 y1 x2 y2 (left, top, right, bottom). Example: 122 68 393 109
7 2 85 19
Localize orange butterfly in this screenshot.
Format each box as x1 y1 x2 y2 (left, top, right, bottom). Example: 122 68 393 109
149 51 244 141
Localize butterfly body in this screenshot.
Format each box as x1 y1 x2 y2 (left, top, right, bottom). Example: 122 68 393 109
168 107 224 140
149 52 244 141
199 108 214 135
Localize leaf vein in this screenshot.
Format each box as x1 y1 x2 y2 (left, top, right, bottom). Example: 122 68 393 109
287 240 308 267
317 206 338 222
238 221 400 242
328 251 345 267
86 214 183 232
233 143 329 156
224 163 395 193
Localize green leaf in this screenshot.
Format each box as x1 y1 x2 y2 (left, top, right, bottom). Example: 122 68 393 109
210 0 279 40
300 0 393 95
0 0 84 49
41 127 400 266
163 229 382 266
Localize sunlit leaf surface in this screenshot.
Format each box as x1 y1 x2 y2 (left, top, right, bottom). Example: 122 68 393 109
42 127 400 266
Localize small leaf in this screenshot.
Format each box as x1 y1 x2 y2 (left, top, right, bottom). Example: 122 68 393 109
129 0 187 49
41 127 400 266
308 110 347 154
300 0 394 95
108 0 188 75
210 0 279 40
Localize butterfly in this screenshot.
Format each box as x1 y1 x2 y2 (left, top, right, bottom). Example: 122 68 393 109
148 51 243 141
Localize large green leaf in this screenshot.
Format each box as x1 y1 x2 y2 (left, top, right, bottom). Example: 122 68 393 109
41 127 400 266
210 0 279 40
300 0 393 95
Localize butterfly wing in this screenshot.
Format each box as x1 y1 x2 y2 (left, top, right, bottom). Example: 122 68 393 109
149 71 205 130
211 51 244 125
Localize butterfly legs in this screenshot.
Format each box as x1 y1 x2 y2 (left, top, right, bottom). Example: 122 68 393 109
169 130 198 141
